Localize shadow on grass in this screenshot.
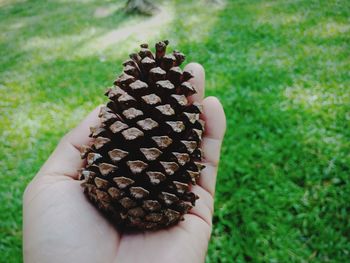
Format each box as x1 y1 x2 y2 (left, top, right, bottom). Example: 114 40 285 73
0 0 130 73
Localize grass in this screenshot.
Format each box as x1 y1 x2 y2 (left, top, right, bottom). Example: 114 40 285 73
1 0 349 262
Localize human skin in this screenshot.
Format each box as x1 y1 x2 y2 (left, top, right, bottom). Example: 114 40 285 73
23 63 226 263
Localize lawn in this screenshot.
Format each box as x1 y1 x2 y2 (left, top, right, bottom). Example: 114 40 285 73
1 0 349 262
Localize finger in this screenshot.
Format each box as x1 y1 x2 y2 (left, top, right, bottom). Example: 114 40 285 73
63 105 102 148
189 185 214 226
198 96 226 196
38 106 102 179
184 62 205 102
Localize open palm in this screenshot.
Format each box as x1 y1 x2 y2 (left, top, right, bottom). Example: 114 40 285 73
23 63 226 263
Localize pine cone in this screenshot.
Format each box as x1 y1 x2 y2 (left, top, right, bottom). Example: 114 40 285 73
79 41 205 231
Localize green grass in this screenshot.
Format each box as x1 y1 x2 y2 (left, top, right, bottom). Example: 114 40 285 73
1 0 349 262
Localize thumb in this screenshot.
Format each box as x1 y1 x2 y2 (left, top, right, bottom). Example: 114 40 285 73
37 106 101 179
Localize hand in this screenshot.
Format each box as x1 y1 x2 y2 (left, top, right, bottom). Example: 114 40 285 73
23 63 226 263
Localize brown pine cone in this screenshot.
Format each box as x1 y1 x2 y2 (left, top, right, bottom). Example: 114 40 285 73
79 40 205 231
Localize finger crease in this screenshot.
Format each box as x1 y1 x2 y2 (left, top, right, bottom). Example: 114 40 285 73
188 210 212 228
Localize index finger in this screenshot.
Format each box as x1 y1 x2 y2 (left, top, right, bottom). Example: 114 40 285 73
184 62 205 102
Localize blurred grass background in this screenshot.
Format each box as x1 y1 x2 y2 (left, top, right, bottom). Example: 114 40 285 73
0 0 349 262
